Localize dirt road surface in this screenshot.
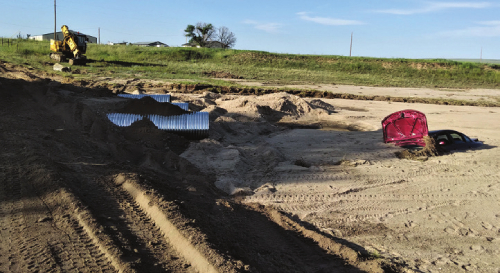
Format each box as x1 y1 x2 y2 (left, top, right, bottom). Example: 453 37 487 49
1 61 499 273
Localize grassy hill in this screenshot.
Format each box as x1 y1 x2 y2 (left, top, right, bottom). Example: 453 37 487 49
452 59 500 65
1 38 499 89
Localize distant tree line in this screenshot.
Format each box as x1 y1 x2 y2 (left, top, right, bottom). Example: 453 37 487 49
14 32 31 39
184 22 236 49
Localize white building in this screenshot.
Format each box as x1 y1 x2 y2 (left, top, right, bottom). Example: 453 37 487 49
29 30 97 43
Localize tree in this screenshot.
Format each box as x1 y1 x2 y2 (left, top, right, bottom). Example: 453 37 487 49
184 22 216 47
216 26 236 49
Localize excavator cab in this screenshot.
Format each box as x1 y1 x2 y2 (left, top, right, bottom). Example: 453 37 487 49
75 35 88 52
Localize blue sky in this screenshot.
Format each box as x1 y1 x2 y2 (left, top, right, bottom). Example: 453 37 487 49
1 0 499 59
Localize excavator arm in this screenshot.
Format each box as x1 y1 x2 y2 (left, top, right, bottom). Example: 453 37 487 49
50 25 87 65
61 25 82 59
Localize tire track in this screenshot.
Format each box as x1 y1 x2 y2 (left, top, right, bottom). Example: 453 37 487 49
271 163 462 187
246 191 498 204
103 177 197 272
74 212 134 273
120 180 222 273
0 167 24 273
0 166 62 273
1 148 117 272
63 172 193 273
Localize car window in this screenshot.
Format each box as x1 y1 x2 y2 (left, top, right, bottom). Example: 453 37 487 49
450 133 464 142
435 134 450 145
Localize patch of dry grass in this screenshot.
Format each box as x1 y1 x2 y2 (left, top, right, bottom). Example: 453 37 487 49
395 136 444 161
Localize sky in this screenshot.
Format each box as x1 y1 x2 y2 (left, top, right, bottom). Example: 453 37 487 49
1 0 499 59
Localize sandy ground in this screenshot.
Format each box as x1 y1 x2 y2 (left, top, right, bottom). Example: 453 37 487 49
1 61 499 273
178 85 500 272
226 79 500 104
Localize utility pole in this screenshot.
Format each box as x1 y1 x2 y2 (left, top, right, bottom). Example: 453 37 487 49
480 47 482 62
349 32 353 57
54 0 56 40
98 27 100 44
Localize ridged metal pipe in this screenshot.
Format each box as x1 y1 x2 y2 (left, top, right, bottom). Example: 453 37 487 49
107 113 143 127
106 112 209 139
171 102 189 111
117 94 171 103
148 112 209 138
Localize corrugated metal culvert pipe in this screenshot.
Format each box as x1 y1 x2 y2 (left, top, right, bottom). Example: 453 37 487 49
171 102 189 111
117 94 171 103
107 113 143 126
110 94 209 138
148 112 209 139
106 112 209 139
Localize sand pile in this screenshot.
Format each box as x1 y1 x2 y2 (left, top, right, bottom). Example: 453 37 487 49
180 92 338 195
214 92 330 121
117 96 188 116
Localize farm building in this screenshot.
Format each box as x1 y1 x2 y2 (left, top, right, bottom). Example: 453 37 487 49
107 42 127 46
130 41 168 47
29 30 97 43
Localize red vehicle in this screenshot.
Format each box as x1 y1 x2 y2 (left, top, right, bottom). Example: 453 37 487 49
382 109 428 149
382 110 483 151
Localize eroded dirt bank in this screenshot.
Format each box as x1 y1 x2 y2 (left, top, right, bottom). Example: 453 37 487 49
0 62 396 272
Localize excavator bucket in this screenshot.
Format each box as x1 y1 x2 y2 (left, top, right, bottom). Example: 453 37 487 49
50 39 62 52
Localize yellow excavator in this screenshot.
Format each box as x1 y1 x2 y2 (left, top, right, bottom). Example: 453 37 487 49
50 25 88 65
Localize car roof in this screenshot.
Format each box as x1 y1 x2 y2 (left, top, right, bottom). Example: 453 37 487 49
429 130 460 135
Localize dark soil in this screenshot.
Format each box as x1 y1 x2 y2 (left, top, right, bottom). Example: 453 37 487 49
0 61 394 272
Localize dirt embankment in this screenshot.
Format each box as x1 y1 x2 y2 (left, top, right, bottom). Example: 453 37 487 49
0 61 396 272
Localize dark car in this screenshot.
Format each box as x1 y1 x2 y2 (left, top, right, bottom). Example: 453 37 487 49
429 130 483 151
382 110 483 151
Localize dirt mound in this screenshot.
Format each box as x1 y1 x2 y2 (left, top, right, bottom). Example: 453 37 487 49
216 92 321 121
202 71 243 79
395 136 444 160
118 96 188 116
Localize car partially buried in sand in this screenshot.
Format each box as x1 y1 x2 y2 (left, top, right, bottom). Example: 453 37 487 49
428 129 483 151
382 109 483 151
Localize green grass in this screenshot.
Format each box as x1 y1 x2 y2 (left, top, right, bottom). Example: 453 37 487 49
1 38 500 89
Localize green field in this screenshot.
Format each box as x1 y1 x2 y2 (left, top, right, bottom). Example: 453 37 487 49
1 38 500 89
452 59 500 65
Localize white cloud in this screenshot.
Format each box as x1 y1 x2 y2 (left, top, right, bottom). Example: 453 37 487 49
243 20 283 33
297 12 364 26
441 21 500 37
376 1 492 15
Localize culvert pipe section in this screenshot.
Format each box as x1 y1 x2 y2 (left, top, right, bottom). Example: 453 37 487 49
107 112 209 139
107 113 143 127
171 102 189 111
117 94 171 103
148 112 209 139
